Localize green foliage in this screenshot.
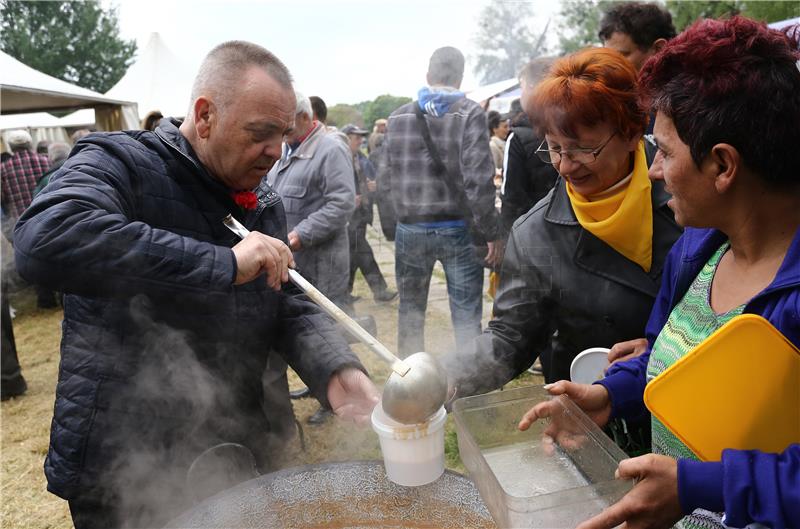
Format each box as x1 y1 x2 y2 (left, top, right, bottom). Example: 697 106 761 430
666 0 741 30
556 0 799 54
740 1 800 24
362 94 411 132
444 420 464 472
556 0 615 54
327 104 363 128
666 0 798 31
0 0 136 93
327 95 411 130
472 0 546 84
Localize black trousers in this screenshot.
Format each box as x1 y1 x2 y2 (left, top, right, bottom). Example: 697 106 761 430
348 221 387 296
1 280 26 400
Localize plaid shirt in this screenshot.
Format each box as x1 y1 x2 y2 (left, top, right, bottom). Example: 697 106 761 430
377 98 499 241
1 149 49 219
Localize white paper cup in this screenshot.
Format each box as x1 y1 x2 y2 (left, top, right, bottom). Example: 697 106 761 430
371 404 447 487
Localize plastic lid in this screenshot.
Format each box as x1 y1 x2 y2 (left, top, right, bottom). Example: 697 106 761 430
570 347 610 384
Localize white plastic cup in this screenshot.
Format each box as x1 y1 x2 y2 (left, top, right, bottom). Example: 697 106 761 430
371 403 447 487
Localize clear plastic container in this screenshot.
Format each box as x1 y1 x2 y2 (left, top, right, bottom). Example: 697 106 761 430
452 385 634 528
372 404 446 487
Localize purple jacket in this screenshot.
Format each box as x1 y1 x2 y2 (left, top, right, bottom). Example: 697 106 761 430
599 227 800 529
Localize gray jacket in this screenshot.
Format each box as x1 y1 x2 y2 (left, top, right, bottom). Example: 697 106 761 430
267 123 356 300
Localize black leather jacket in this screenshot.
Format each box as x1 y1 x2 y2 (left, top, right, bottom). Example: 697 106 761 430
445 177 682 394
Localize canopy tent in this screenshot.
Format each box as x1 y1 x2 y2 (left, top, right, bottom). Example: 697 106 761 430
466 77 519 109
0 50 136 119
0 109 96 146
769 17 799 45
106 32 195 120
1 50 137 150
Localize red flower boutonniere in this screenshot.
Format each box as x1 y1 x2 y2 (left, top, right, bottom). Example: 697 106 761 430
231 190 258 211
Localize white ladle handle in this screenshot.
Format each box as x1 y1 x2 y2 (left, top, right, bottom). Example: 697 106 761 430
223 214 410 377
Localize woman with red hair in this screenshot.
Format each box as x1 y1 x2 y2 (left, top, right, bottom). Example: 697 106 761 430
445 48 681 412
522 16 800 529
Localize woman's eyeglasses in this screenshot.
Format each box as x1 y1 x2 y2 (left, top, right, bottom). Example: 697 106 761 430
535 132 617 165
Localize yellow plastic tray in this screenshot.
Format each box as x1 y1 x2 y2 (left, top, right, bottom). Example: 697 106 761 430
644 314 800 461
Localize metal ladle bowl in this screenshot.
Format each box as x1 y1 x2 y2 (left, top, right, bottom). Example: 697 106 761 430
382 352 449 424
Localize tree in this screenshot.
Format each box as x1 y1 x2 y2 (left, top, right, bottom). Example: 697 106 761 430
327 104 363 128
667 0 798 30
0 0 136 93
555 0 614 54
554 0 799 54
472 1 545 84
362 95 411 132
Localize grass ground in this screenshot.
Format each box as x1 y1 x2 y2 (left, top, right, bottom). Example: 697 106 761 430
1 227 543 529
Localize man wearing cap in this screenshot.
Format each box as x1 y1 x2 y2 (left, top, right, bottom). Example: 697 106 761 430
378 46 501 356
1 130 49 229
342 124 396 304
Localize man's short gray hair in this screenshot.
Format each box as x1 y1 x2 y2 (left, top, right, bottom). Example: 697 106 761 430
518 57 555 88
47 142 71 164
427 46 465 88
294 90 312 118
190 41 293 113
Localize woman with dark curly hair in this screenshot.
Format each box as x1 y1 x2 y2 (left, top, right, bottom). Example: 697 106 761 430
522 16 800 529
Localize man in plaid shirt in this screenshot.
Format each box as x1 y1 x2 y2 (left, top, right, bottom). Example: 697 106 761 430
1 130 50 224
378 46 501 357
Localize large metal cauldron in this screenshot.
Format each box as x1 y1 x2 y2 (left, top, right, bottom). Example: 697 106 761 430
167 460 496 528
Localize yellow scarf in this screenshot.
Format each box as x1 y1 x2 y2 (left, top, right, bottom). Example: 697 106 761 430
566 140 653 272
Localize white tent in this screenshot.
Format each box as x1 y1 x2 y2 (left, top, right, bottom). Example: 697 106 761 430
1 50 138 149
106 32 195 120
466 78 519 108
0 109 96 146
0 50 136 117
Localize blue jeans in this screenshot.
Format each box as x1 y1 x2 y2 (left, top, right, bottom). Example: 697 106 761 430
395 223 484 357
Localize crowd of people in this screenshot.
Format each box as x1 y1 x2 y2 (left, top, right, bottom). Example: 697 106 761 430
2 2 798 528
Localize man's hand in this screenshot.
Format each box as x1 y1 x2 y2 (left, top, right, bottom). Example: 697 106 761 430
519 380 612 432
366 180 377 193
576 454 683 529
485 239 505 268
231 231 294 290
355 194 362 208
607 338 649 370
327 367 380 426
287 230 302 251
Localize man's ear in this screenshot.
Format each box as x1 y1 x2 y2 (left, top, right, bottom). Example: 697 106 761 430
708 143 740 193
192 96 214 139
651 38 668 54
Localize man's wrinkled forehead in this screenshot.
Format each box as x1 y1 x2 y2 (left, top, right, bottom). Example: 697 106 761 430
246 84 296 132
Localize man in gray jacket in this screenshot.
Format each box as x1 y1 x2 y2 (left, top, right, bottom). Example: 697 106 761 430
379 46 501 357
267 91 356 310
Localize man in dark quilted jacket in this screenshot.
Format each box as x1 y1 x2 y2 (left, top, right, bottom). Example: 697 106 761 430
14 41 379 529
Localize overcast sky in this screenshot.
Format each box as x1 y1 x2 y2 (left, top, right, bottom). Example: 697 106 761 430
111 0 555 105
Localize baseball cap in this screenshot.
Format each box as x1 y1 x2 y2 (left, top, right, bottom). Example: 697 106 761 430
340 124 369 136
7 129 32 147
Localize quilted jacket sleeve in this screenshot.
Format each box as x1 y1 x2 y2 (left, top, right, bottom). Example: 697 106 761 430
13 138 235 299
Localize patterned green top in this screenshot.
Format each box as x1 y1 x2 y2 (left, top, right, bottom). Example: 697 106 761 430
646 242 745 529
